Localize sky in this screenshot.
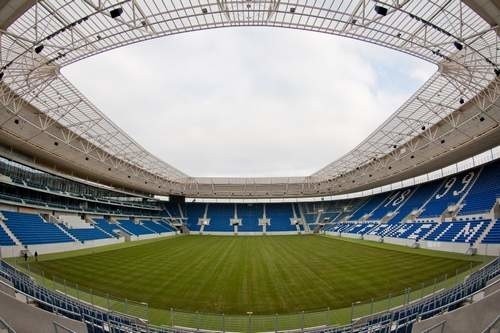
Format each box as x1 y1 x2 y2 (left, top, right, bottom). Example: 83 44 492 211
63 28 435 178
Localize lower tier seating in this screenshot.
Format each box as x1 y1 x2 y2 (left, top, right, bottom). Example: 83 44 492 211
60 224 112 242
2 211 73 245
481 220 500 244
0 225 15 245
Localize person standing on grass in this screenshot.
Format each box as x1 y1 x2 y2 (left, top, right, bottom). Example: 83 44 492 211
34 251 38 262
24 252 28 262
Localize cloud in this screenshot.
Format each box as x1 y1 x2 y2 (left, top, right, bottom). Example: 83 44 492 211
63 28 435 177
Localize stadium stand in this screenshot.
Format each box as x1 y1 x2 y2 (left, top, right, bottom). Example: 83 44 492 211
0 225 15 245
205 203 234 232
482 219 500 244
237 203 263 232
348 192 390 221
423 220 488 243
60 224 112 242
117 219 156 236
93 218 122 237
266 203 295 232
459 161 500 215
389 181 440 223
419 170 477 218
1 211 73 245
385 222 437 240
369 188 414 222
141 220 172 233
185 203 205 232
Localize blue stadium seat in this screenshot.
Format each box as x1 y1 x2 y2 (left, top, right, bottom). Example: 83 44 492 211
0 225 15 245
390 181 439 223
141 220 172 233
482 220 500 244
424 220 487 243
185 203 205 231
205 204 234 232
349 192 390 221
460 161 500 215
93 218 122 237
237 204 263 232
117 220 156 236
369 188 415 222
420 170 478 218
266 203 295 231
60 224 112 242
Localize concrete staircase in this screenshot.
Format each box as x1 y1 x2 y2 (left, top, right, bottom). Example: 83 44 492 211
53 223 79 242
475 219 496 247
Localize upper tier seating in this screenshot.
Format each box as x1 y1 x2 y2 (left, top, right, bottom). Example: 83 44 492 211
237 204 262 232
369 188 415 222
205 204 234 232
420 170 477 218
266 203 295 231
482 220 500 244
117 220 155 236
460 162 500 215
348 193 389 221
389 181 439 223
60 224 112 242
2 211 73 245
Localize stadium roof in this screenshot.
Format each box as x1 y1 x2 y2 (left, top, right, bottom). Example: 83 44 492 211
0 0 499 198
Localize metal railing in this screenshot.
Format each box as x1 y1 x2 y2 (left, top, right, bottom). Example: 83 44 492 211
481 315 500 333
0 257 498 333
0 316 16 333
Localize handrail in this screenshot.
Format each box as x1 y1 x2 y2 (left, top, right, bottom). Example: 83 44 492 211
421 320 447 333
53 321 77 333
481 315 500 333
0 316 16 333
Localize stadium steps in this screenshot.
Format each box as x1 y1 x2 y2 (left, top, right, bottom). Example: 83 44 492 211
53 223 79 242
0 218 20 245
475 219 496 246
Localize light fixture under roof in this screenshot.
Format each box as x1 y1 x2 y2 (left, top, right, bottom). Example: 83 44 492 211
374 5 388 16
110 7 123 19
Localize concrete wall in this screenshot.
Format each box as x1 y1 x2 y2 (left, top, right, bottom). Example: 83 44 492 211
200 231 300 236
418 240 471 254
341 233 363 239
325 232 489 255
0 286 88 333
383 237 417 247
476 243 500 256
364 234 382 242
0 237 123 258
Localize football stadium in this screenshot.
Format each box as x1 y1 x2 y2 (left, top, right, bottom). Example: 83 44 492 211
0 0 499 332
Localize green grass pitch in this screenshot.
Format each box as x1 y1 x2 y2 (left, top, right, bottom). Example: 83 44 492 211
26 235 479 315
